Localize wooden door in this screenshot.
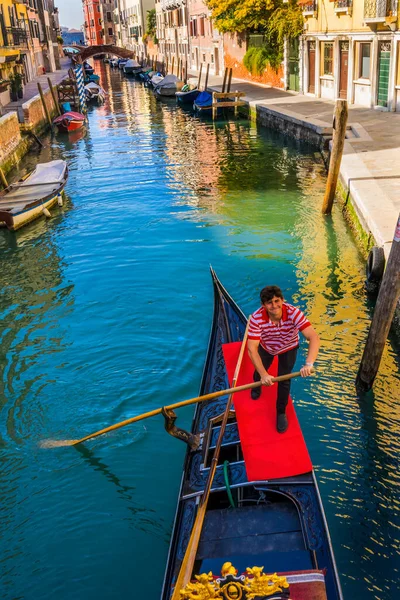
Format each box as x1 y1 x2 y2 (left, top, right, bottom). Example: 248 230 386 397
339 41 349 99
308 41 316 94
288 38 300 92
377 41 391 107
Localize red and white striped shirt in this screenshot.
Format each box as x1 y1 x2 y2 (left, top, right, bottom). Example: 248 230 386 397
248 303 311 355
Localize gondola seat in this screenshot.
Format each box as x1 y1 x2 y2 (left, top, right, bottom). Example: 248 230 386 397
196 503 314 575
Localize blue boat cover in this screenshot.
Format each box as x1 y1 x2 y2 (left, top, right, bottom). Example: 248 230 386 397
194 91 212 108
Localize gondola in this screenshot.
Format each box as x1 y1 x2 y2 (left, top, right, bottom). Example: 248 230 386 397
0 160 68 231
161 268 343 600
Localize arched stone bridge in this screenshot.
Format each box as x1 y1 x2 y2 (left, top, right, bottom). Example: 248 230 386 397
64 45 135 61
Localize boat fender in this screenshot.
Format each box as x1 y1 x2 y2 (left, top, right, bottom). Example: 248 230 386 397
223 460 236 508
57 195 63 207
42 207 51 218
366 246 385 283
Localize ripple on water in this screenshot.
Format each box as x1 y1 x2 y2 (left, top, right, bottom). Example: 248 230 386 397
0 62 399 600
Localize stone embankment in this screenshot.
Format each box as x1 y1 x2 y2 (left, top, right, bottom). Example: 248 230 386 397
0 58 70 176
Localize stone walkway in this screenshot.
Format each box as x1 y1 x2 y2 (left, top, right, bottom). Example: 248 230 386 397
189 71 400 256
2 57 72 122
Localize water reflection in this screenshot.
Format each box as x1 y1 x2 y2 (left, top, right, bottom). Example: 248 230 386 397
0 60 398 600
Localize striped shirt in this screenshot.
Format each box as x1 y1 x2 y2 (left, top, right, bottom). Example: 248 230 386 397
248 303 311 355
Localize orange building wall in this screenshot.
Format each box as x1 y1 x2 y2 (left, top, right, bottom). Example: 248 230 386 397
224 33 284 89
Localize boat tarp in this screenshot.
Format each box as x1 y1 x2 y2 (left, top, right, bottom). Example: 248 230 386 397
124 59 141 68
223 341 312 481
0 160 67 211
194 91 212 108
85 82 105 93
54 111 85 123
156 74 180 89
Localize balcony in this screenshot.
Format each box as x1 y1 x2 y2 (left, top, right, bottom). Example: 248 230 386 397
160 0 185 10
364 0 397 21
334 0 352 14
298 0 317 16
5 27 30 46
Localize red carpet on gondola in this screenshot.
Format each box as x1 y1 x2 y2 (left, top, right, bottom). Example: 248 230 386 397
222 342 312 481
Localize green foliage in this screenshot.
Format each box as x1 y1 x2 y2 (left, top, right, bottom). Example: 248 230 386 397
267 1 303 44
146 9 156 38
243 39 283 74
206 0 275 33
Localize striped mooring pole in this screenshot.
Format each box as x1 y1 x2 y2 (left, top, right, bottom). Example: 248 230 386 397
74 64 87 113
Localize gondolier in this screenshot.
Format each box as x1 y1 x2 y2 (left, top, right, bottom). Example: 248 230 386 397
248 285 320 433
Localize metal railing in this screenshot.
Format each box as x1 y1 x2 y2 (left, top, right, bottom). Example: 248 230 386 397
364 0 397 18
301 0 317 12
5 26 30 46
334 0 352 8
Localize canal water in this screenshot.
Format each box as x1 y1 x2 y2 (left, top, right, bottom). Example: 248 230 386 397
0 63 399 600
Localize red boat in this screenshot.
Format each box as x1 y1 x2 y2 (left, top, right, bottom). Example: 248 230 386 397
53 111 85 133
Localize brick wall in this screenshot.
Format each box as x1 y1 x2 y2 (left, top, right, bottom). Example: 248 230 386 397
0 113 22 164
224 33 284 89
21 89 57 130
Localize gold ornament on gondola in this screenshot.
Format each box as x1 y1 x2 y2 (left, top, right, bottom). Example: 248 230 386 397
179 565 290 600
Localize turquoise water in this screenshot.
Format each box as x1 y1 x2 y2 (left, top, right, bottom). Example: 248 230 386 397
0 63 399 600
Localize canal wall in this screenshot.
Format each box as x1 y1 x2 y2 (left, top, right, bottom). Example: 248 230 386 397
0 88 58 176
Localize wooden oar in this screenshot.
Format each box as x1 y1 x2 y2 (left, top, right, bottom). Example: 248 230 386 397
170 318 251 599
39 368 311 448
40 369 308 448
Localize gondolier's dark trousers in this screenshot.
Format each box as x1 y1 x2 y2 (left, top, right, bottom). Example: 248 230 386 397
253 345 298 414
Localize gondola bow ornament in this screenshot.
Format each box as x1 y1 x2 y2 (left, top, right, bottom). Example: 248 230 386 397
179 563 291 600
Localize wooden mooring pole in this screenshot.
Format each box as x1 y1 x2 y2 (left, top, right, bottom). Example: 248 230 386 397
0 166 9 189
47 77 61 116
197 63 203 90
227 68 233 93
356 214 400 391
37 82 52 126
204 63 210 92
322 100 348 215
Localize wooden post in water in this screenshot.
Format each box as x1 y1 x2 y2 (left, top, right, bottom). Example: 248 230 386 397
185 58 188 83
322 100 348 215
0 166 8 189
37 82 52 126
204 63 210 92
171 56 175 76
227 68 233 93
222 67 228 93
166 56 169 74
356 214 400 391
177 58 181 80
197 63 203 90
47 77 61 116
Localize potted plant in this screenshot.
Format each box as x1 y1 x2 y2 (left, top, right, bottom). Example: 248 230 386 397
9 75 18 101
14 73 23 99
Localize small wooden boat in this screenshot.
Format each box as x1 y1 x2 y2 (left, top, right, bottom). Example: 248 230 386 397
154 74 184 97
0 160 68 231
53 111 85 133
84 82 106 104
123 59 142 75
83 61 94 75
176 86 200 105
161 268 343 600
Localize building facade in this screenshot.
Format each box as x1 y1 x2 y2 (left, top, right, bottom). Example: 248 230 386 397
117 0 155 55
301 0 400 110
100 2 116 45
83 0 103 45
188 0 223 75
156 0 189 71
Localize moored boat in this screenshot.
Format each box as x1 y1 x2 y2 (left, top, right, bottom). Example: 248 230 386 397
162 268 343 600
123 59 142 75
154 74 184 97
193 90 213 112
84 82 106 104
176 85 200 105
53 111 85 133
0 160 68 231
